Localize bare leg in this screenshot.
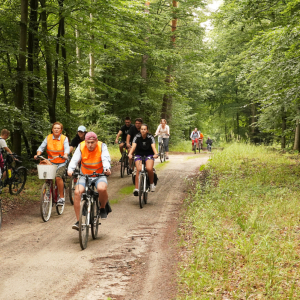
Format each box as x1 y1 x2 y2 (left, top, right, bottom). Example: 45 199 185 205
74 184 84 220
97 182 108 208
135 160 142 189
56 177 65 198
146 159 154 184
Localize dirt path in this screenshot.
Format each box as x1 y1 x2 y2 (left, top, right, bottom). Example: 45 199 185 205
0 154 209 300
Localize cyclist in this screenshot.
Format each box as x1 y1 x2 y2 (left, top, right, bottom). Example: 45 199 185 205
199 132 204 149
128 124 158 196
0 129 13 154
34 122 70 206
190 128 200 150
69 125 87 153
154 119 170 159
206 137 213 151
115 117 134 161
126 118 143 174
67 132 111 230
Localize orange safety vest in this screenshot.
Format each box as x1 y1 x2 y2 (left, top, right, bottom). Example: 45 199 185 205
46 134 66 164
80 141 103 175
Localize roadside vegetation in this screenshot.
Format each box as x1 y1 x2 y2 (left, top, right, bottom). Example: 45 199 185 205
178 143 300 299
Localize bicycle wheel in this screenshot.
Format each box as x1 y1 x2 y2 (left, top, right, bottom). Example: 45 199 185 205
139 173 145 209
144 176 148 204
193 144 196 154
91 198 99 239
126 155 130 175
9 166 27 195
120 152 126 178
198 143 201 153
56 183 66 215
79 199 89 250
40 182 52 222
160 143 164 163
0 199 2 229
69 176 75 205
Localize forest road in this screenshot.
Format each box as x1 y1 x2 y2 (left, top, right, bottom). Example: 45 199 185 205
0 153 209 300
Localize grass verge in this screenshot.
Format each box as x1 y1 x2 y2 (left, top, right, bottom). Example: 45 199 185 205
178 143 300 299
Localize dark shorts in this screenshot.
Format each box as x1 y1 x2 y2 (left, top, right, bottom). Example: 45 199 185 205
134 155 154 162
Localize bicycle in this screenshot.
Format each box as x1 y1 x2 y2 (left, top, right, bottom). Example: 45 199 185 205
136 155 154 209
37 155 69 222
207 144 212 152
69 165 79 205
119 143 132 178
192 139 200 154
0 152 27 195
158 138 166 163
76 172 108 250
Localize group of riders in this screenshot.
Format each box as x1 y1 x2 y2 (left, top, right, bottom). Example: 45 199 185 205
0 119 212 231
190 127 213 151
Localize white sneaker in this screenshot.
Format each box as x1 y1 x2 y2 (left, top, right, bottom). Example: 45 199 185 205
57 198 65 206
150 184 155 192
133 189 139 196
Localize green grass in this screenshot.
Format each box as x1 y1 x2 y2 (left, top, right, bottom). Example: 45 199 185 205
170 140 191 152
178 143 300 299
155 160 170 171
107 143 122 161
119 185 135 195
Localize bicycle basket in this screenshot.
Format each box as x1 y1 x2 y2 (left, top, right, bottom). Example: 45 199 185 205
37 164 57 179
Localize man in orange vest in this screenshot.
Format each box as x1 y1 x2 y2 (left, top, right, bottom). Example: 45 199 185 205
34 122 70 206
67 132 111 230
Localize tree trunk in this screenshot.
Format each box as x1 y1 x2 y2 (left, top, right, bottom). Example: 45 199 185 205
40 0 55 122
13 0 28 155
161 0 177 121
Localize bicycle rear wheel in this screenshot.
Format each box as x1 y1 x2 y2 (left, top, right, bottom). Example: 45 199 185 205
120 152 126 178
79 199 89 250
91 198 99 239
69 176 76 205
139 173 145 208
9 166 27 195
40 182 52 222
193 144 196 154
198 143 201 153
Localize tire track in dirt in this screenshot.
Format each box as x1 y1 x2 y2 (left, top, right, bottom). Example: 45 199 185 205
0 154 209 300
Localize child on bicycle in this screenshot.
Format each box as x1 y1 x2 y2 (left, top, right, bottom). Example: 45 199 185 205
128 124 158 196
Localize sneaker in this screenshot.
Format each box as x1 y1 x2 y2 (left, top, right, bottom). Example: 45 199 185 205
100 208 107 220
150 184 155 192
72 221 79 231
57 198 65 206
133 188 139 196
166 156 169 159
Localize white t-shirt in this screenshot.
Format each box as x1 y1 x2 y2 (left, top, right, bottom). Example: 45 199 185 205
0 137 7 149
155 124 170 138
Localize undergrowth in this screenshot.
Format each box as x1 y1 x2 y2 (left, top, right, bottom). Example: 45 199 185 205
178 143 300 299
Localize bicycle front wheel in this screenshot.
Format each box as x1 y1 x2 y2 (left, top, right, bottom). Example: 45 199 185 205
139 173 145 209
91 199 99 239
9 166 27 195
69 176 76 205
0 199 2 229
56 183 66 215
79 199 89 250
198 143 201 153
40 182 52 222
120 153 126 178
193 144 196 154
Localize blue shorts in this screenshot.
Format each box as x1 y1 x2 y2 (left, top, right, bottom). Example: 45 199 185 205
134 155 154 162
76 175 108 188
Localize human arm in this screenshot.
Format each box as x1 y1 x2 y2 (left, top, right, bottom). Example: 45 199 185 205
128 143 137 159
67 146 81 176
154 125 161 137
34 137 48 159
126 133 131 149
151 143 158 158
63 136 70 159
115 130 123 144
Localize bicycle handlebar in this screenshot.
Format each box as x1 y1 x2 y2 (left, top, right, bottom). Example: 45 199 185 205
36 155 68 162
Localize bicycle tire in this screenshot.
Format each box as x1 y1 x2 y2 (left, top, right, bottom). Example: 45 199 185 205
40 182 52 222
126 155 130 175
56 183 66 215
144 175 148 204
193 144 196 154
198 143 201 153
0 199 2 229
69 176 75 205
91 198 99 239
120 152 126 178
79 199 89 250
160 143 163 163
138 173 145 208
9 166 27 195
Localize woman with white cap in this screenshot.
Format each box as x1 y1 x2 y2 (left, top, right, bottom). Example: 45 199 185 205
69 125 87 153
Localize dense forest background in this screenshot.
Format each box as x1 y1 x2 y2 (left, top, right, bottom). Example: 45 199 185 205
1 0 300 156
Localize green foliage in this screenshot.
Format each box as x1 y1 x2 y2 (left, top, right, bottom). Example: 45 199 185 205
178 143 300 298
